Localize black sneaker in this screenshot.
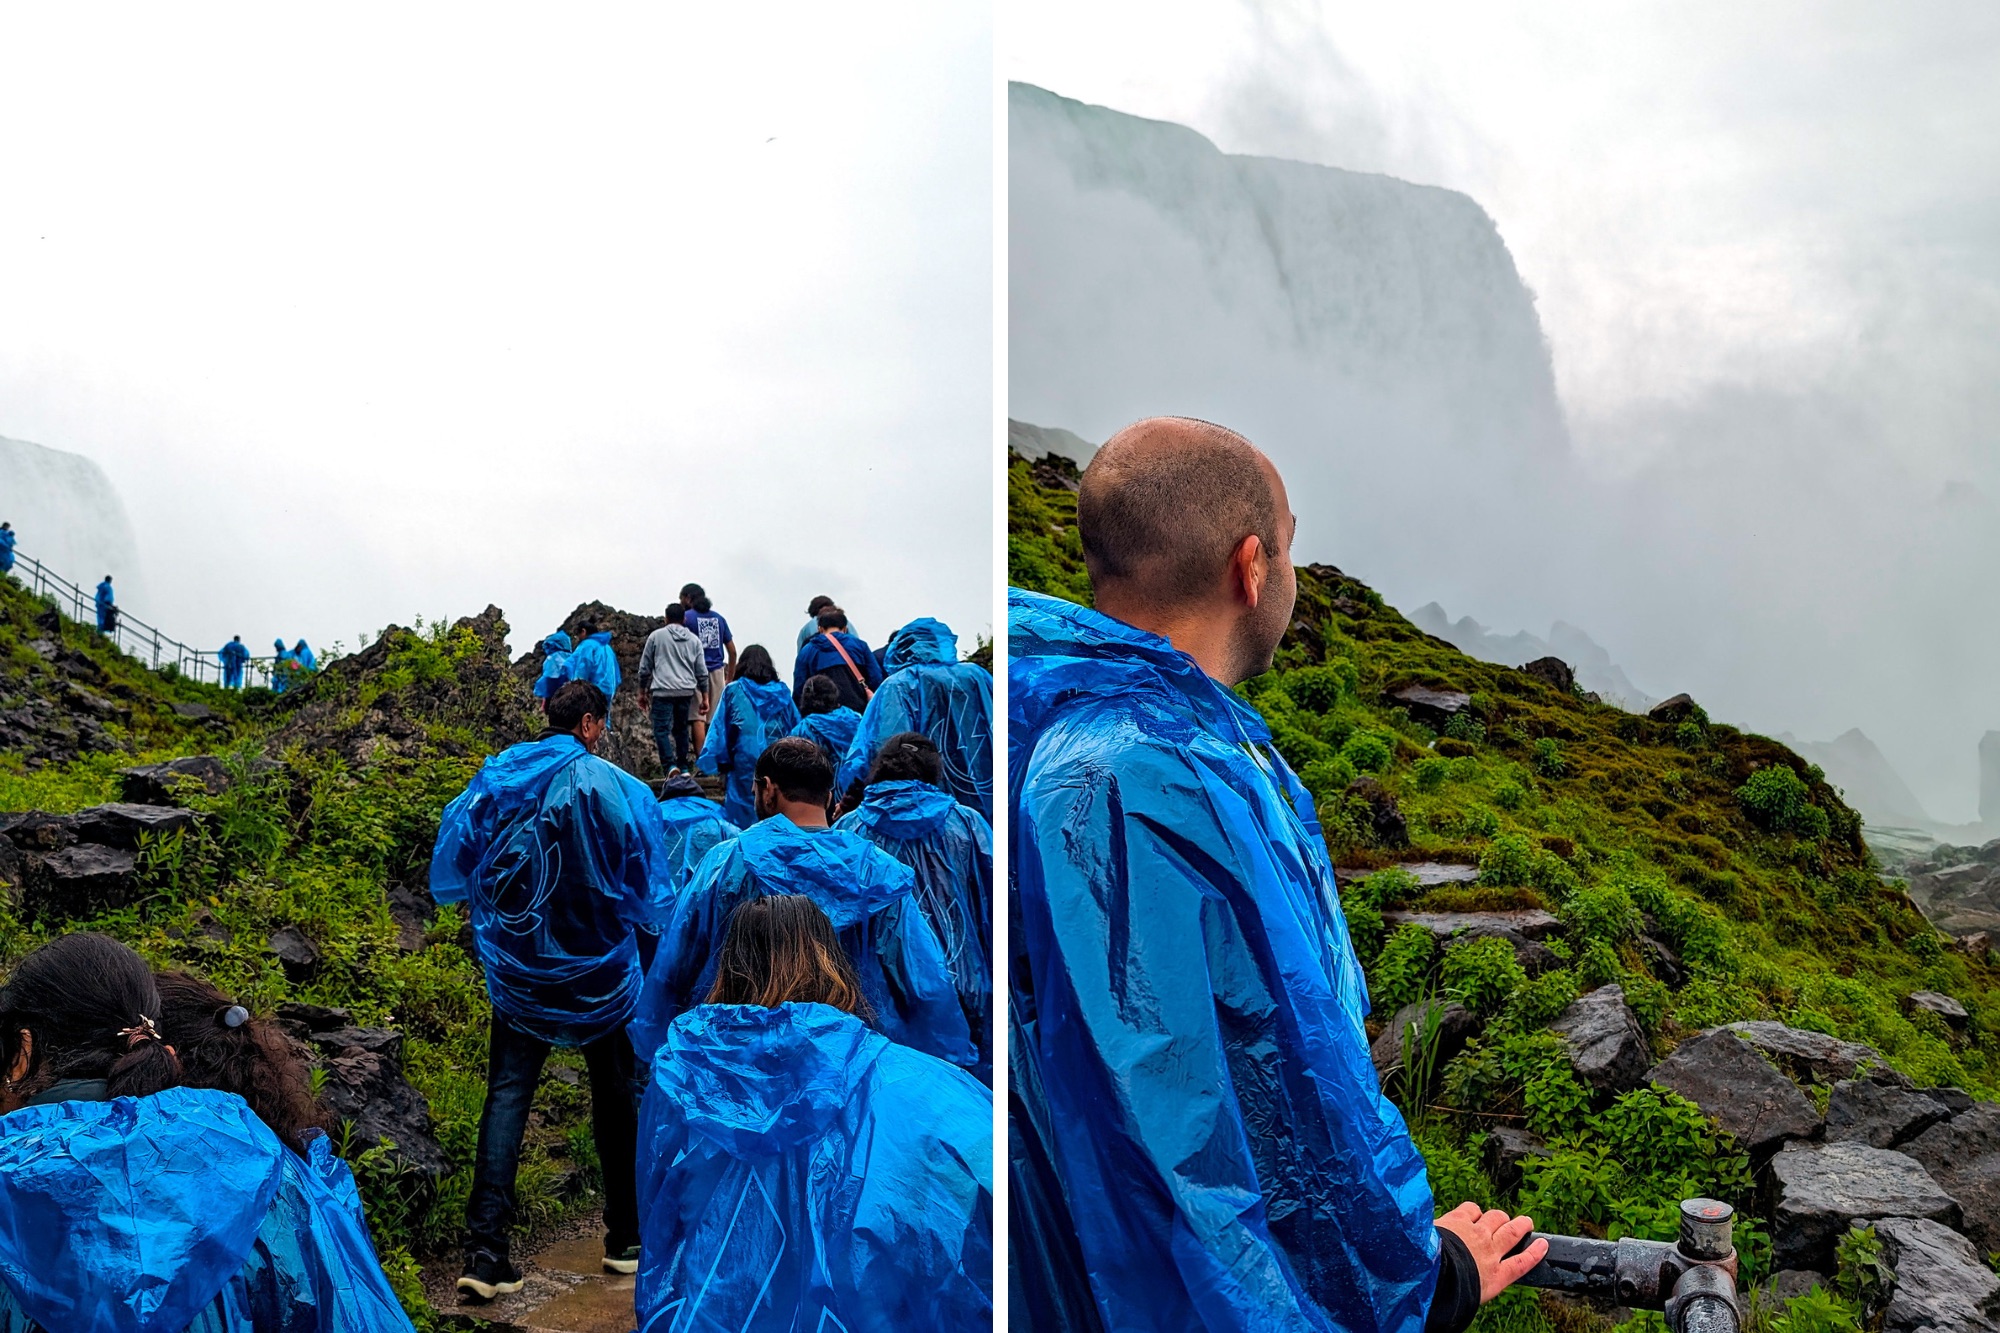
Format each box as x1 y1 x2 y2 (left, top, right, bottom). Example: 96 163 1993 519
603 1244 641 1275
457 1252 525 1301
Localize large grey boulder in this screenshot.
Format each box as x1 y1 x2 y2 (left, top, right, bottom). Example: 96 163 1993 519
1649 1030 1821 1153
1383 683 1472 728
1724 1021 1902 1085
1369 999 1480 1081
316 1048 447 1186
1549 984 1651 1093
1907 991 1970 1026
1825 1076 1955 1150
20 843 139 922
1903 1104 2000 1254
117 754 275 805
1381 910 1560 941
1877 1216 2000 1333
1769 1142 1960 1271
67 802 195 849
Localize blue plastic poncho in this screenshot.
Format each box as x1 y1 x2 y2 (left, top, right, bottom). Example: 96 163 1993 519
1009 589 1441 1333
0 1087 415 1333
789 706 860 767
291 641 316 673
696 678 802 827
838 780 992 1080
94 579 115 631
657 774 739 892
430 732 674 1045
532 631 573 701
218 639 249 689
637 1004 992 1333
566 631 621 702
269 641 294 694
838 620 992 820
630 816 975 1071
0 528 14 574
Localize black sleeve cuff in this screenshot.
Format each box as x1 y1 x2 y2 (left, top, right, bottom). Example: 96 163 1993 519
1425 1229 1482 1333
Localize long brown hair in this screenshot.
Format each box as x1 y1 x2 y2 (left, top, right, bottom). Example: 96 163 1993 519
155 970 335 1157
704 895 871 1018
0 933 183 1102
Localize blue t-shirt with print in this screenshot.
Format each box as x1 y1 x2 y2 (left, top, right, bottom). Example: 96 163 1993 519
684 609 733 671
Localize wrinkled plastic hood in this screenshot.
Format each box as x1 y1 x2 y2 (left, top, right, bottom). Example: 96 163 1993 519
541 631 573 654
0 1088 287 1333
741 678 797 727
652 1003 883 1154
585 631 613 646
736 817 914 927
472 733 589 821
1008 589 1268 754
884 618 959 672
854 780 957 839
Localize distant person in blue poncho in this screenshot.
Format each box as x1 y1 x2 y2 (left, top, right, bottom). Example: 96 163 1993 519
0 934 416 1332
0 522 14 575
218 635 249 689
838 617 991 821
270 638 294 694
637 895 992 1333
94 575 117 634
291 640 316 675
656 770 738 893
565 619 621 707
531 630 573 709
696 644 800 827
792 606 881 714
679 584 735 753
838 731 993 1081
788 675 861 780
632 737 975 1073
430 679 675 1298
1010 418 1546 1333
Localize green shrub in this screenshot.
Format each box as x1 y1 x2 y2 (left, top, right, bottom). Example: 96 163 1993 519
1561 881 1642 945
1341 890 1386 965
1505 968 1579 1031
1354 866 1420 909
1737 765 1831 839
1479 833 1539 888
1444 712 1487 744
1341 730 1395 775
1770 1287 1862 1333
1300 755 1358 801
1493 780 1528 811
1442 937 1525 1015
1532 737 1567 779
1286 662 1355 712
1674 719 1706 750
1411 756 1453 792
1368 924 1437 1013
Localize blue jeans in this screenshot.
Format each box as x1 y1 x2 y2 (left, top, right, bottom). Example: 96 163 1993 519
649 692 694 771
466 1010 640 1259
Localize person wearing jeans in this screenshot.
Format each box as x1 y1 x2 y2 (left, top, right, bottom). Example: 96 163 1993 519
430 679 675 1299
637 608 708 771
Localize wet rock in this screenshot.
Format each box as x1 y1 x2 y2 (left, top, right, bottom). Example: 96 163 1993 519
169 702 214 721
274 1002 352 1039
1484 1126 1545 1195
68 802 195 849
1923 1087 1976 1118
1369 999 1481 1081
316 1049 447 1184
1383 683 1473 729
1767 1270 1831 1304
1381 909 1560 941
1344 778 1409 849
386 885 434 952
0 811 80 852
1521 657 1576 692
1825 1076 1953 1150
310 1027 403 1065
1649 1029 1821 1154
1639 934 1685 987
1955 931 1991 956
1649 694 1701 724
1903 1105 2000 1254
1768 1141 1959 1271
1549 984 1651 1093
1724 1021 1902 1086
1875 1216 2000 1333
267 926 322 982
1907 991 1970 1026
120 752 278 804
20 843 139 922
1334 863 1480 891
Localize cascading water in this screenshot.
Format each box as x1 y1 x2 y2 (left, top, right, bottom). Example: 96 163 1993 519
0 434 146 607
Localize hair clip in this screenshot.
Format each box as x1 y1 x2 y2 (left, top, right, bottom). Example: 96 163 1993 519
221 1005 249 1028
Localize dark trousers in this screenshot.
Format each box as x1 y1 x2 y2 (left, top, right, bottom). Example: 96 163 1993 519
466 1011 640 1259
649 692 694 770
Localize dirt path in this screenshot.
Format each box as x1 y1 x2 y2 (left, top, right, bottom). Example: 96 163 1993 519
422 1213 636 1333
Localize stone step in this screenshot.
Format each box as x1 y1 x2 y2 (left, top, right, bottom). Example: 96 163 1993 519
425 1227 636 1333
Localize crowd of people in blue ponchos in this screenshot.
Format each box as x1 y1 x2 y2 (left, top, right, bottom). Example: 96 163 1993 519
0 576 992 1330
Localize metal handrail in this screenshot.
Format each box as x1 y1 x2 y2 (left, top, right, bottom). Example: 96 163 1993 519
4 546 299 690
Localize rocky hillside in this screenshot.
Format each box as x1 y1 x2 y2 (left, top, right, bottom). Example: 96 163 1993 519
1012 450 2000 1331
0 584 596 1327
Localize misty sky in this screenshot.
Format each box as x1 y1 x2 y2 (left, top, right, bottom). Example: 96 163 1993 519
1011 1 2000 821
0 6 992 669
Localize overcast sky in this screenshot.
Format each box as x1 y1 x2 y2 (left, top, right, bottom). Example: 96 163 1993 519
0 5 992 665
1010 1 2000 821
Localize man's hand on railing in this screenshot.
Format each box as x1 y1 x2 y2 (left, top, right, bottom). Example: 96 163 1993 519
1436 1202 1549 1304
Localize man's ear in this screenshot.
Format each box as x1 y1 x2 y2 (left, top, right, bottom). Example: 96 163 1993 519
1233 533 1269 609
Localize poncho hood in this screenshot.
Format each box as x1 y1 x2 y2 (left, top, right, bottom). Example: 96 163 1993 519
651 1003 882 1154
736 817 916 928
884 617 959 672
853 779 957 839
541 630 573 654
0 1088 287 1333
470 732 590 822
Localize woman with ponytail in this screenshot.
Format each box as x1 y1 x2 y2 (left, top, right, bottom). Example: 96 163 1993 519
0 934 415 1332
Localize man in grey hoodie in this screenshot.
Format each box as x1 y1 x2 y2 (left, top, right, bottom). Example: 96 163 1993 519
637 606 709 771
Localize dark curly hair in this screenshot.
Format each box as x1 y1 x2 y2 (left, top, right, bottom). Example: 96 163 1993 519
156 970 335 1157
868 731 943 786
0 933 182 1102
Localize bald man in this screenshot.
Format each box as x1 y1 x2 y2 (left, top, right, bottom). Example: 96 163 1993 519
1009 418 1545 1333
